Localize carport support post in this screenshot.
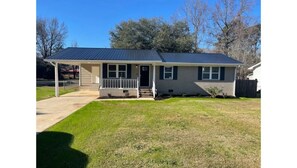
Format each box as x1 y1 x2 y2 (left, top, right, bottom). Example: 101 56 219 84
152 64 156 98
79 64 81 86
100 62 103 89
55 62 59 97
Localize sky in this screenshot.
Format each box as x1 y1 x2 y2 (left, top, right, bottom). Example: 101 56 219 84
37 0 260 48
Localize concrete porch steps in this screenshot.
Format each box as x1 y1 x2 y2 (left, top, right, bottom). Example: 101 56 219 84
139 88 153 98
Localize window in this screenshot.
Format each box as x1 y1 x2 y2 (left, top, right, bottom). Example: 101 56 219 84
202 67 210 79
211 67 219 80
108 64 127 78
118 65 126 78
164 66 173 79
202 67 220 80
108 64 117 78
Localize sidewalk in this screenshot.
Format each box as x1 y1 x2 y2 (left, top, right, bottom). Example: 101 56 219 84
36 91 98 133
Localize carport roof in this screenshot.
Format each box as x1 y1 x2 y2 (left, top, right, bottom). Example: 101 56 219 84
46 47 162 62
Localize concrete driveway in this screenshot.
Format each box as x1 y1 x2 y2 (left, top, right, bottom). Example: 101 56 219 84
36 91 98 133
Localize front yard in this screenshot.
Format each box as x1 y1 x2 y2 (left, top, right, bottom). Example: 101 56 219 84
37 98 260 168
36 86 78 101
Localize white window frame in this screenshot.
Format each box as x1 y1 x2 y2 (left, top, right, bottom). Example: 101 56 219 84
118 64 127 78
107 64 127 78
202 66 220 80
164 66 173 80
108 64 117 78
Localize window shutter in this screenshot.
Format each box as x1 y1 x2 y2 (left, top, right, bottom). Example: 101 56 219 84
220 67 225 80
198 66 202 80
160 66 164 80
127 64 131 79
103 63 107 78
173 66 178 80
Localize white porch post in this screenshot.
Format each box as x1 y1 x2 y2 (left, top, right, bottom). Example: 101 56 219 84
137 77 139 98
120 77 122 88
100 62 103 89
79 64 81 86
55 62 59 97
152 64 156 98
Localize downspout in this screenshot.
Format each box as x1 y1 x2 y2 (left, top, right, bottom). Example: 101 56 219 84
49 61 55 66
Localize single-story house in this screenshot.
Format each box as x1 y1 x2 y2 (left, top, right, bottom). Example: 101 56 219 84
45 47 242 98
247 62 261 91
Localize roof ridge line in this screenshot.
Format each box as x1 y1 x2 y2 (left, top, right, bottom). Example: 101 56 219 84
66 47 158 51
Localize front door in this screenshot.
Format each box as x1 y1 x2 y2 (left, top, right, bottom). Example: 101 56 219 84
140 66 149 86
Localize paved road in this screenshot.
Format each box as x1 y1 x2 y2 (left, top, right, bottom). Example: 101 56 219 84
36 91 98 133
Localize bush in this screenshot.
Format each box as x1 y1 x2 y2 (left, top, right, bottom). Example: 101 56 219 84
206 87 223 98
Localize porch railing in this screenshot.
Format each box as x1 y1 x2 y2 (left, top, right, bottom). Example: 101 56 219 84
101 78 138 89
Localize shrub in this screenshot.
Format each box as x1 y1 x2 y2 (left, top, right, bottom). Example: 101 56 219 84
206 87 223 98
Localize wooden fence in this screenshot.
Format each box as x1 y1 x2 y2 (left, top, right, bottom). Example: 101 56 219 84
235 79 258 98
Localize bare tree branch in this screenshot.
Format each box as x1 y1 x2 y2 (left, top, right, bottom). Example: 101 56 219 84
183 0 208 52
36 17 68 59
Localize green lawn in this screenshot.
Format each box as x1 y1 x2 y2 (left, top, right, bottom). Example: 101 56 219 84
36 86 78 101
37 98 260 168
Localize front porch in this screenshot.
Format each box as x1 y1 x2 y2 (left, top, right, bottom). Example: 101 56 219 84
52 62 157 98
97 63 156 98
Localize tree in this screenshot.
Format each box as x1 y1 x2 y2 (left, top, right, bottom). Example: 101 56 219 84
36 17 68 59
209 0 260 78
210 0 254 55
153 21 194 52
228 22 261 79
110 18 161 50
214 18 246 55
36 56 62 80
110 18 194 52
36 17 67 80
183 0 208 52
172 21 195 52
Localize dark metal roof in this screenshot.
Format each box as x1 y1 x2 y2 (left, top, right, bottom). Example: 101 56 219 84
159 52 242 64
46 47 242 65
46 47 162 62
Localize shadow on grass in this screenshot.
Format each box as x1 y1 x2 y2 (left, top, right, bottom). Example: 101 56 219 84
37 131 88 168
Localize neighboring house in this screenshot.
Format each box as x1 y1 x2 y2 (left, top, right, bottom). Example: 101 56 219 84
247 62 261 91
45 47 242 98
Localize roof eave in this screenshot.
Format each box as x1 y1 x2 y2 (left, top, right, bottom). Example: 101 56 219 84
156 62 242 66
44 59 242 66
248 62 261 70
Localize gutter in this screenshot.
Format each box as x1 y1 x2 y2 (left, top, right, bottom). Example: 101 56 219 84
44 59 242 67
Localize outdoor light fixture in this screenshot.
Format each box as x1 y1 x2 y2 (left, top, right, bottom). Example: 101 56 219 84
136 65 138 68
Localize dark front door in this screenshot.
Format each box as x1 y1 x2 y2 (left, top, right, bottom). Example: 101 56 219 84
140 66 149 86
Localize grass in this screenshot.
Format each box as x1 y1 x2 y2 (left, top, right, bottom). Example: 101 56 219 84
37 98 260 168
36 86 78 101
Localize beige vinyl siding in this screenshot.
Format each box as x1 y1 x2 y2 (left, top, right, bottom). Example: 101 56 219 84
155 66 236 96
131 64 138 79
91 66 100 83
81 64 100 85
